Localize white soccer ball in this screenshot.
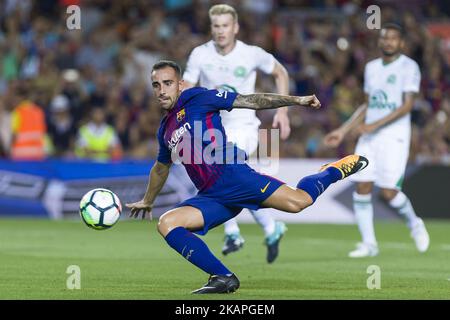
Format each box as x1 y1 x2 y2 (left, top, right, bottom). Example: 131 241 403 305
79 188 122 230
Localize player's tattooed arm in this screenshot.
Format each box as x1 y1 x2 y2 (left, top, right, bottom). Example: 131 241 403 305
232 93 321 110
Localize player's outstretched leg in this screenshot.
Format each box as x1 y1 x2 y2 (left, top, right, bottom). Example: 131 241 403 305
158 207 240 294
297 155 369 204
262 155 369 213
222 218 245 256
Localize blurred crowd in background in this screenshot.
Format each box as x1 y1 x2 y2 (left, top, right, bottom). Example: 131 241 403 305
0 0 449 163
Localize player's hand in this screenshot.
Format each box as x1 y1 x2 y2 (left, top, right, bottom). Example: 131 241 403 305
323 129 345 148
300 95 321 109
126 200 153 221
272 110 291 140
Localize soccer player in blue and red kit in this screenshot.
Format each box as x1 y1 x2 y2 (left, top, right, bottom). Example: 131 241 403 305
126 60 369 294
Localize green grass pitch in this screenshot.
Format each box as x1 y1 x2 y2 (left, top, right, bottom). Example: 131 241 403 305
0 218 449 299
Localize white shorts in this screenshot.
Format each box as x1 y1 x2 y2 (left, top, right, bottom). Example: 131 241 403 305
223 124 259 156
350 133 410 190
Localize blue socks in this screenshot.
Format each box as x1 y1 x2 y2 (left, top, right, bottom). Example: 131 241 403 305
165 226 232 276
297 167 342 202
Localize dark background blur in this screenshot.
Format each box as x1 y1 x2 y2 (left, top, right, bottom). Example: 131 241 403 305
0 0 449 162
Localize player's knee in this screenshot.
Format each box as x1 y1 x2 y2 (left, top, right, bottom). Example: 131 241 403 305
285 190 315 213
356 183 373 194
157 216 168 236
157 213 180 237
380 189 397 202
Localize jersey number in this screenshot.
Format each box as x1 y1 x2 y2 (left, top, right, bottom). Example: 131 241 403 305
216 91 228 99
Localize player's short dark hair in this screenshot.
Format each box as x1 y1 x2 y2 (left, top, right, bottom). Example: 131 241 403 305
381 22 404 38
152 60 182 78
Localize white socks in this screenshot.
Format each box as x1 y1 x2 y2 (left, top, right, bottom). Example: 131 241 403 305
353 192 377 245
388 191 419 229
353 191 419 246
224 218 240 235
224 210 276 237
250 209 276 236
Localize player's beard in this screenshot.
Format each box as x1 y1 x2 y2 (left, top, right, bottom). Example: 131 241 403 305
164 93 180 111
381 48 400 57
159 98 173 110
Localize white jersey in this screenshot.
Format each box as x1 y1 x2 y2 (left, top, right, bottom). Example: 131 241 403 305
183 40 276 127
363 54 421 141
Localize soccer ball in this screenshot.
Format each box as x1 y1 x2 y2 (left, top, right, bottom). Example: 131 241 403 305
79 188 122 230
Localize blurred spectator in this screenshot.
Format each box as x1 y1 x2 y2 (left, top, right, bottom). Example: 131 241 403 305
333 75 362 122
128 104 160 159
0 96 12 157
47 94 76 157
59 69 88 124
0 1 448 162
305 124 325 158
120 45 162 91
76 29 114 72
10 86 48 160
54 36 77 70
75 106 122 161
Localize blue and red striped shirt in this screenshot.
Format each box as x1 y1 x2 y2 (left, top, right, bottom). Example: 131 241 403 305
157 87 246 191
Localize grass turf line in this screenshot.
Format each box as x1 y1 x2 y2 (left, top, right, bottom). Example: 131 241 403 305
0 218 449 299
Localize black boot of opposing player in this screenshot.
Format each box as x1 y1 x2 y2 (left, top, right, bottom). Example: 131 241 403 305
191 274 240 294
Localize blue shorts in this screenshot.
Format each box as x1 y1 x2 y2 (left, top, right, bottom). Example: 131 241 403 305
175 164 285 235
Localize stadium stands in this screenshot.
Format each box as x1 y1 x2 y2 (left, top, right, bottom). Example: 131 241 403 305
0 0 448 162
